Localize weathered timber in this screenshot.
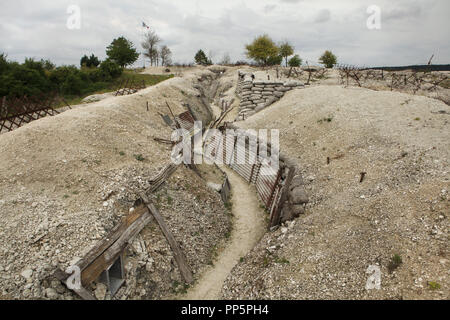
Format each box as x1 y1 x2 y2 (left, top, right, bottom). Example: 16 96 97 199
140 193 193 284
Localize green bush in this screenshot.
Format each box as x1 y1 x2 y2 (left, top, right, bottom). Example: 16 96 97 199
99 59 123 79
289 55 302 67
0 59 53 97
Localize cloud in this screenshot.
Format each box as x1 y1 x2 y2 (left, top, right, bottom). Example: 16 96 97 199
0 0 448 67
314 9 331 23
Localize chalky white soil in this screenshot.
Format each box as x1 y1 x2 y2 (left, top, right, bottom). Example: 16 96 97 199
0 67 232 300
223 85 449 300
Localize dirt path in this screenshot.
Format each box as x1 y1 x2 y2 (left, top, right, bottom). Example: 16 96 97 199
182 166 267 300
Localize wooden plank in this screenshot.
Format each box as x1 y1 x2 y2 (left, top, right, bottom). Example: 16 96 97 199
269 166 295 228
56 206 148 283
139 193 193 284
80 206 151 286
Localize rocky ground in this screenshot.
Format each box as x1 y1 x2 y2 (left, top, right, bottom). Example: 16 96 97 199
222 85 449 300
0 66 232 300
0 65 448 300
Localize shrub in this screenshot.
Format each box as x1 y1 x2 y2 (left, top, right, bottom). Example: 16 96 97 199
99 59 123 79
288 55 302 67
388 254 403 273
319 50 337 68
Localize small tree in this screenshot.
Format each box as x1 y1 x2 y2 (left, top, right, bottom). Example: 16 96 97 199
245 35 279 66
80 54 100 68
279 41 294 67
160 45 172 66
220 52 231 65
288 54 302 67
142 30 161 66
106 37 139 68
194 49 211 65
319 50 337 68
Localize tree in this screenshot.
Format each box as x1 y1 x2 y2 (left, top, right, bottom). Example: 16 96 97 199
220 52 231 65
319 50 337 68
142 30 161 66
279 41 294 67
245 34 279 66
160 45 172 66
288 54 302 67
80 54 100 68
0 53 8 74
106 37 139 68
267 55 283 66
194 49 211 66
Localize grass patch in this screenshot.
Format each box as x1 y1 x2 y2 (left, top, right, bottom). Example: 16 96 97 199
134 154 146 162
388 254 403 273
427 281 441 290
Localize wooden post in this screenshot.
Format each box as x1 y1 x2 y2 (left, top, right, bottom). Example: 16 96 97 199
140 193 193 284
269 166 295 228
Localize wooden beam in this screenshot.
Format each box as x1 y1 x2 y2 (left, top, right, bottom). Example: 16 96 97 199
270 165 295 228
80 207 151 286
139 193 193 284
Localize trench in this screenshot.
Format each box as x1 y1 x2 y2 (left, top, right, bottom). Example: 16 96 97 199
178 71 269 299
182 166 267 300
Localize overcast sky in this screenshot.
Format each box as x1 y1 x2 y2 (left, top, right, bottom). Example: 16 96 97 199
1 0 449 67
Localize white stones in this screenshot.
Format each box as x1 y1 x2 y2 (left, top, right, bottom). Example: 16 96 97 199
20 269 33 280
94 283 107 300
45 288 59 300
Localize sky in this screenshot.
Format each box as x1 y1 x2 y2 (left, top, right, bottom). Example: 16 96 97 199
0 0 449 67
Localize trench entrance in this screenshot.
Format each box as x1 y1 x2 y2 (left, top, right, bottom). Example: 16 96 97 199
182 166 266 300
